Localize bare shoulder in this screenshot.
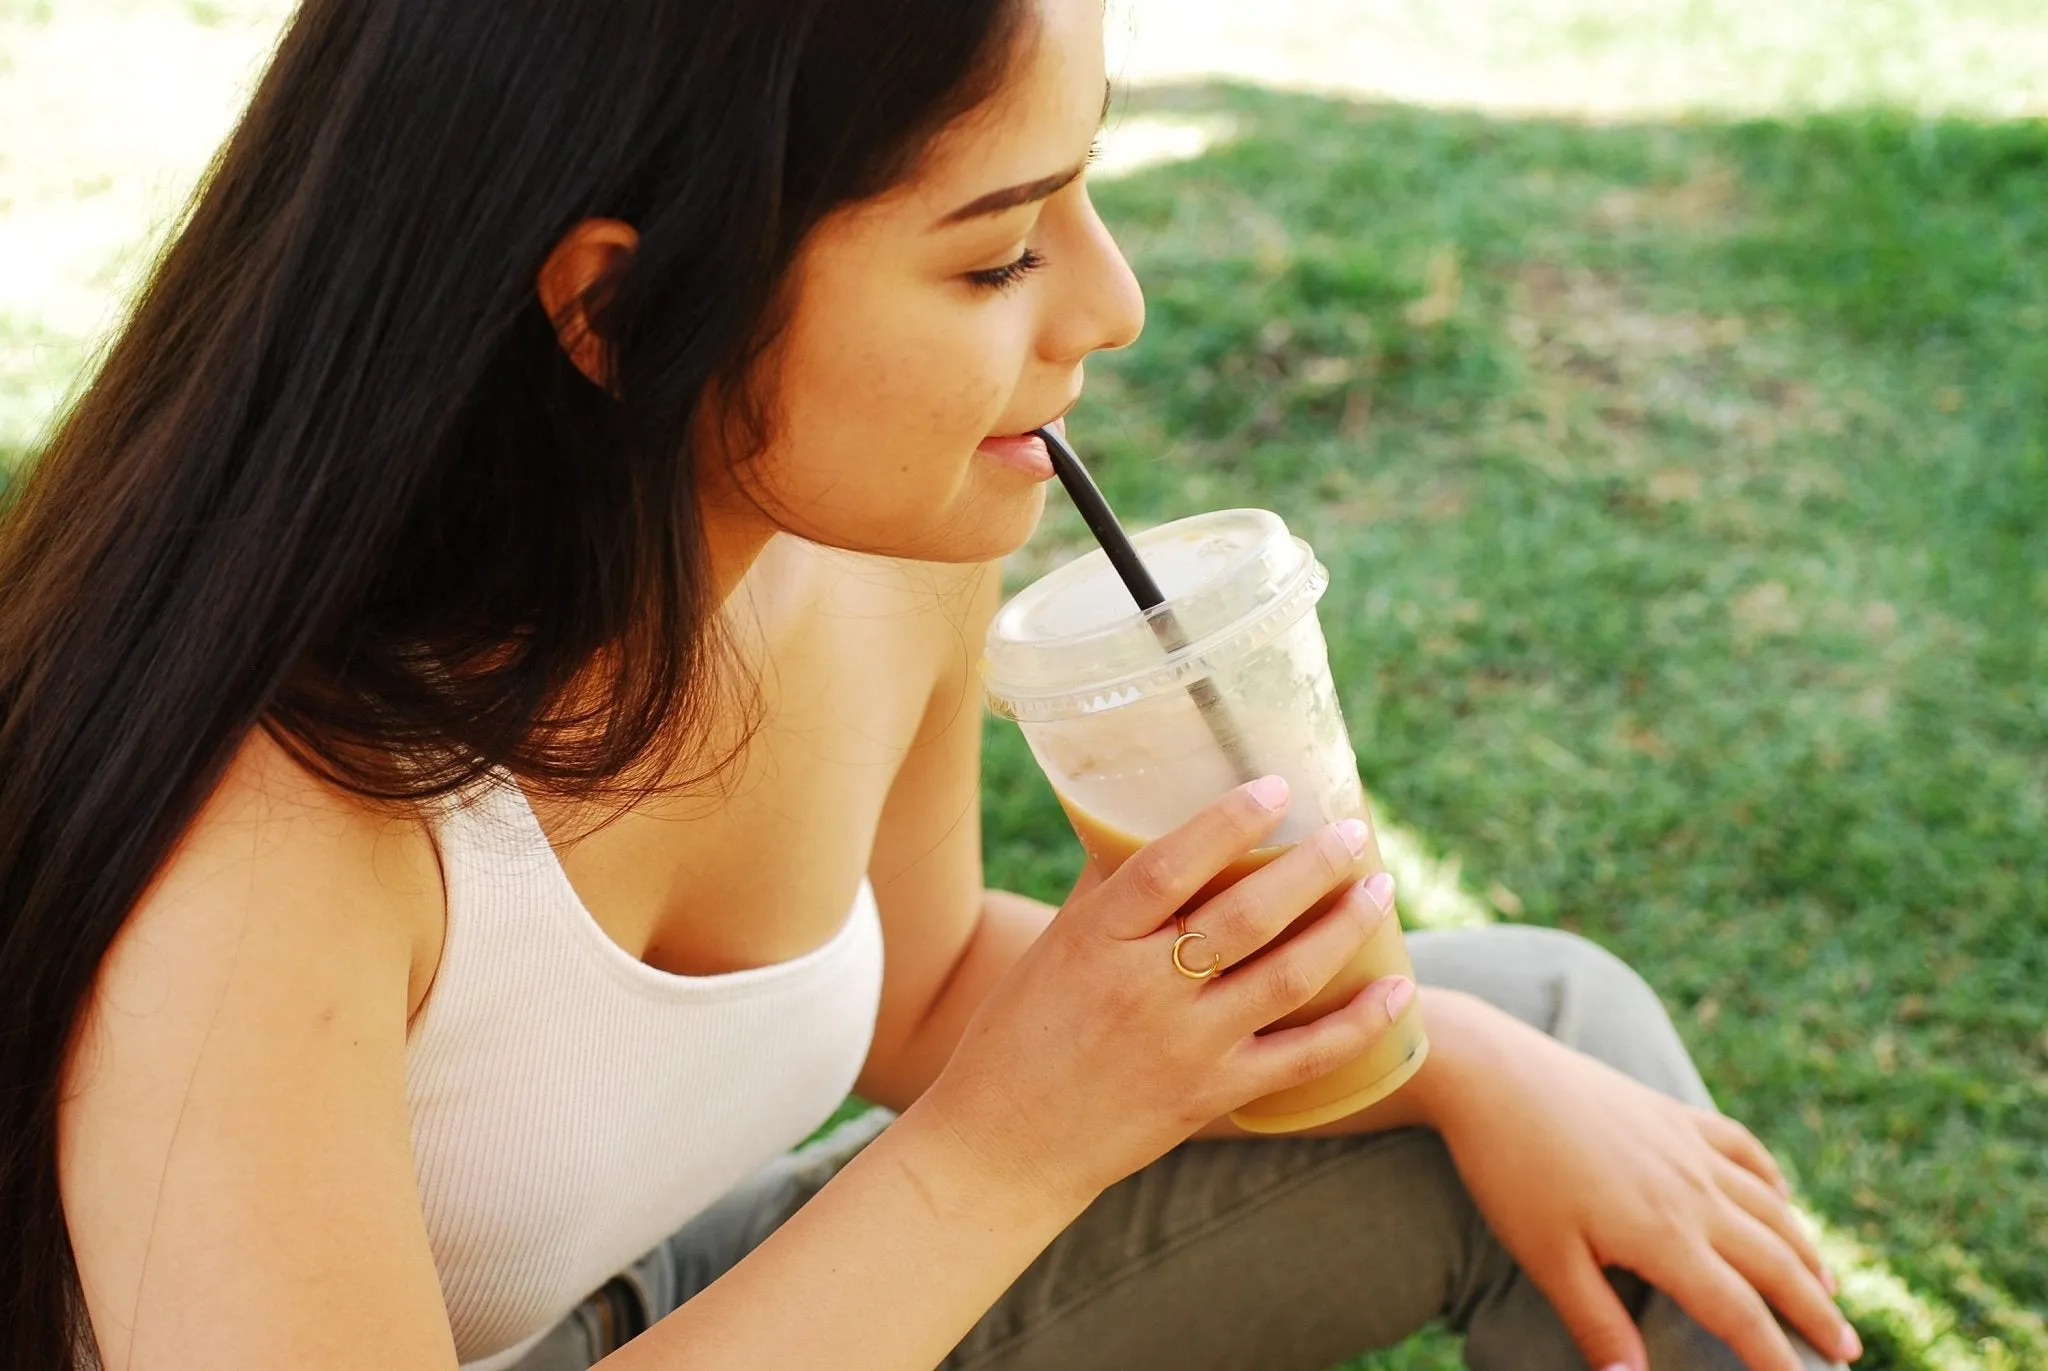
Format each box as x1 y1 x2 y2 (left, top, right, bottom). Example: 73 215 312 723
126 728 444 1017
173 725 441 892
59 728 455 1368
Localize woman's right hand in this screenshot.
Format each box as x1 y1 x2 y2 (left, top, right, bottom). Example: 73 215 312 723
914 775 1411 1211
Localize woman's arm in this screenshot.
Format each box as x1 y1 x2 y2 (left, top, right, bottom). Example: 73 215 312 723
861 880 1856 1371
59 737 461 1371
619 779 1404 1370
603 1096 1089 1371
627 1004 1530 1371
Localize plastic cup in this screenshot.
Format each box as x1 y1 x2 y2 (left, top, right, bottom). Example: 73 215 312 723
983 508 1428 1133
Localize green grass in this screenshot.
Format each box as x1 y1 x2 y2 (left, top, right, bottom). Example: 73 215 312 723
7 4 2046 1369
986 89 2047 1369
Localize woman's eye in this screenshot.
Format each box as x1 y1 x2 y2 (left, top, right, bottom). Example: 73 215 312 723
965 247 1047 294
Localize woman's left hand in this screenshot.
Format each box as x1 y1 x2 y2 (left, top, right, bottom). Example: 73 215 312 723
1425 997 1859 1371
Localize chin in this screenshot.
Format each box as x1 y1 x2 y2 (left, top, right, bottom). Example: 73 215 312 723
893 480 1049 565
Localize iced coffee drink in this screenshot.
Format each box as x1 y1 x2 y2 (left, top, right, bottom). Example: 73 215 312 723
983 509 1428 1132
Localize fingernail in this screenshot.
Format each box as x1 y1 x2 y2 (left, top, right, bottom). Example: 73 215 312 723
1336 818 1370 857
1363 870 1396 912
1822 1265 1837 1295
1247 775 1289 811
1839 1325 1863 1360
1383 977 1415 1017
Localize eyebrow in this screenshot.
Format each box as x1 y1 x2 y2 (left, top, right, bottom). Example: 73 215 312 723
932 81 1115 229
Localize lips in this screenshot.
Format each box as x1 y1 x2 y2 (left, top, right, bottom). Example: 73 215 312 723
975 431 1056 479
975 409 1069 481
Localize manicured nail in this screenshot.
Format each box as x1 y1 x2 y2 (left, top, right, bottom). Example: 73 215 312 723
1839 1325 1863 1360
1336 818 1370 857
1247 775 1290 811
1363 870 1396 912
1383 977 1415 1017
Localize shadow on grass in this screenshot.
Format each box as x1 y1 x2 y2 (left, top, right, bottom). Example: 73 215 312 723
985 84 2046 1371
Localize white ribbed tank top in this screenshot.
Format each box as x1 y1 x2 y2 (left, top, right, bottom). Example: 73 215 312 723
404 780 885 1370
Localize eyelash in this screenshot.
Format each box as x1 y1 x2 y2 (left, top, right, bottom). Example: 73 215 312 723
961 137 1101 294
966 247 1048 294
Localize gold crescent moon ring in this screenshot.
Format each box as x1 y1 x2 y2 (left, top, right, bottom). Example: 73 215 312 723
1171 918 1223 982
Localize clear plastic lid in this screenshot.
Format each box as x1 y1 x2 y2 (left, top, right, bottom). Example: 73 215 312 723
983 508 1328 722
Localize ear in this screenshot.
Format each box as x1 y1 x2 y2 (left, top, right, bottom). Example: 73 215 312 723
536 218 641 389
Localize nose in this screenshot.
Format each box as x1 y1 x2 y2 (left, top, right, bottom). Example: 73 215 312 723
1038 186 1145 366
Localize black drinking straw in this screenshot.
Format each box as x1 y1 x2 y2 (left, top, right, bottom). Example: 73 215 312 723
1034 426 1261 785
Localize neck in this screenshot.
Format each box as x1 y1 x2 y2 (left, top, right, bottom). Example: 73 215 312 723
699 496 779 610
530 497 777 827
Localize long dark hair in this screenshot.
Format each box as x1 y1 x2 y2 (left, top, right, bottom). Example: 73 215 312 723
0 1 1022 1363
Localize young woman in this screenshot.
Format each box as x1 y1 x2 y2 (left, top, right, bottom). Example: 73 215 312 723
0 2 1863 1369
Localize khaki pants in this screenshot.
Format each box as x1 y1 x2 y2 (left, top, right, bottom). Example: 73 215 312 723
508 925 1845 1371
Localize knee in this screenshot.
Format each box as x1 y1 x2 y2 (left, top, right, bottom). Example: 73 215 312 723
1543 926 1666 1012
1413 923 1710 1103
1510 927 1709 1102
1487 925 1676 1044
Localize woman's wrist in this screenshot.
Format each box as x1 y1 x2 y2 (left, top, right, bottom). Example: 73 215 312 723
888 1090 1103 1232
1398 986 1514 1135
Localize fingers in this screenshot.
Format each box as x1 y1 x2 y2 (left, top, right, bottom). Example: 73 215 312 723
1526 1246 1648 1371
1093 776 1289 937
1661 1245 1808 1371
1185 818 1374 968
1716 1157 1833 1294
1700 1111 1791 1197
1209 874 1395 1027
1232 973 1409 1099
1714 1201 1862 1365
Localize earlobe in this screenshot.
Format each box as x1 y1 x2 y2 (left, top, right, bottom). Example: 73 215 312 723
536 218 641 390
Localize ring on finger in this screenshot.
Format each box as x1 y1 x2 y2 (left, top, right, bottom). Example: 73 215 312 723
1171 915 1223 981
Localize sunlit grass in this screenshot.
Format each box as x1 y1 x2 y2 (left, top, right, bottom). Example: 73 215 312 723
995 84 2047 1370
1106 0 2048 119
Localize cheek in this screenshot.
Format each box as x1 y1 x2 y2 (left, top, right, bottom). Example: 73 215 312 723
740 313 1025 552
810 315 1010 443
779 299 1015 475
779 346 999 495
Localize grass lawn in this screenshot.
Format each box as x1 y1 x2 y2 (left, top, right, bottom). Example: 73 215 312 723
5 5 2044 1371
981 87 2047 1370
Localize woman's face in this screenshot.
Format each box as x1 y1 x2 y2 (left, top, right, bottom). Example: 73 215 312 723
703 0 1144 565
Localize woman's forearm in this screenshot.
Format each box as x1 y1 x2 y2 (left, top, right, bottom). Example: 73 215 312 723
615 918 1507 1366
601 1098 1089 1371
